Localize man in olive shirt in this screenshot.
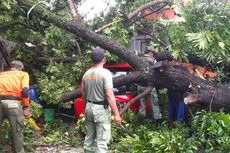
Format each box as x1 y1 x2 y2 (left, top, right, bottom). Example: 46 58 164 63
82 47 121 153
138 50 162 122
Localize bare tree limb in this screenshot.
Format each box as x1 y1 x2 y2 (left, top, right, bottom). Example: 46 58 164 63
75 41 82 55
67 0 81 22
95 19 122 33
95 0 173 33
127 0 173 21
119 86 153 115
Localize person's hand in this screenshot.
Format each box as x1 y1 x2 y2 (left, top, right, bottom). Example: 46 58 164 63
23 107 31 119
112 115 122 126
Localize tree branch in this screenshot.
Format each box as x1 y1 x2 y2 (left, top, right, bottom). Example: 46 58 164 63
127 0 173 21
119 86 153 115
95 19 122 33
17 0 146 70
75 41 82 55
67 0 81 22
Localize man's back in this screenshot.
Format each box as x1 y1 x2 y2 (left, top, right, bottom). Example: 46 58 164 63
0 70 29 97
83 67 112 102
0 60 30 153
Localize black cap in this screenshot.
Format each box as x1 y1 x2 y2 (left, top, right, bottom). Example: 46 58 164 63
11 60 24 70
144 49 156 55
91 47 105 64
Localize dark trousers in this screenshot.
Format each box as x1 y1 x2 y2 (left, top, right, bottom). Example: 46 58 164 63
168 100 185 121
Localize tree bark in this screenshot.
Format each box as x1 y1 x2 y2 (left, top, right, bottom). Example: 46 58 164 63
151 62 230 111
0 39 12 67
186 52 230 73
67 0 81 22
16 0 230 112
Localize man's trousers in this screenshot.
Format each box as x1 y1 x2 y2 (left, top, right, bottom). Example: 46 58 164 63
0 100 25 153
84 102 111 153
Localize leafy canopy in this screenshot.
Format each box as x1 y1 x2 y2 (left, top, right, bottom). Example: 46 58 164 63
168 0 230 63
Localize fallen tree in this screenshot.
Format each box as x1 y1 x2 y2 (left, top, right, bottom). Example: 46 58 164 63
16 0 230 112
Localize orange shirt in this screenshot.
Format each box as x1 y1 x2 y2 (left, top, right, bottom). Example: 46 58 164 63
0 70 29 106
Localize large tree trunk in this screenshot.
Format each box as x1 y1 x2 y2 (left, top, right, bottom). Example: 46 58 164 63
151 62 230 112
61 62 230 112
17 0 230 112
60 71 151 102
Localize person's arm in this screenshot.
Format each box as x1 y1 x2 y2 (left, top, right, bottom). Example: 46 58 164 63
21 73 30 118
82 85 87 109
105 88 121 126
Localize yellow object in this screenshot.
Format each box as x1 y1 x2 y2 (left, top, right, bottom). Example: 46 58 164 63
111 115 115 121
27 118 41 131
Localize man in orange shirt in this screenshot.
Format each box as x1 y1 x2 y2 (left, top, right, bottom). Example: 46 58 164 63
0 60 30 153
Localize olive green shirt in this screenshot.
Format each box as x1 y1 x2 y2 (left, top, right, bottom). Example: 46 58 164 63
82 67 113 102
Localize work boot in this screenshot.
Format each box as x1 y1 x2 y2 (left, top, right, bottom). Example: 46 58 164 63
168 121 175 129
156 119 163 126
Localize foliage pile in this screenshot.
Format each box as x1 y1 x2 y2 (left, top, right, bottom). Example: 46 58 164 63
40 120 82 147
58 110 228 153
1 107 229 152
110 111 230 153
36 61 89 105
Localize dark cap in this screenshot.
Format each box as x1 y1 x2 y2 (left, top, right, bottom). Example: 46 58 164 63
10 60 24 70
154 51 173 61
144 49 156 55
91 47 105 64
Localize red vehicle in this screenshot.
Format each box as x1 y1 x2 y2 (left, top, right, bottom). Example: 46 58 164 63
74 64 151 119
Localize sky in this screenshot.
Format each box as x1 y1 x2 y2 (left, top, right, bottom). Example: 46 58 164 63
78 0 116 20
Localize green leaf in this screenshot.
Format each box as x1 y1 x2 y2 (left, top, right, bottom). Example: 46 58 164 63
218 42 225 49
